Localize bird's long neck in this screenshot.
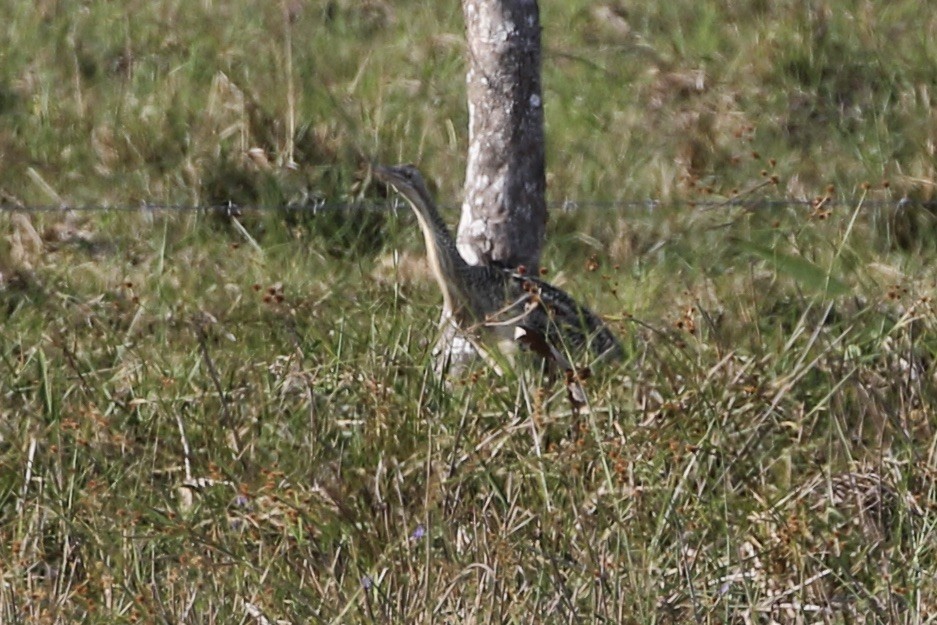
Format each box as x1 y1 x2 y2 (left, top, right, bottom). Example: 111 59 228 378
403 193 469 312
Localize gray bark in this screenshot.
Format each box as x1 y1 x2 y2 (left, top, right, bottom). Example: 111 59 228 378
439 0 546 374
458 0 546 271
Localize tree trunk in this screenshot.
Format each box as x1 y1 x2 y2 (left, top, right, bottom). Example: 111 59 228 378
438 0 546 374
459 0 546 271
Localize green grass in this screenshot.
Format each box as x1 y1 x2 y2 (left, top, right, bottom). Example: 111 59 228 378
2 0 937 204
2 1 937 623
3 195 936 623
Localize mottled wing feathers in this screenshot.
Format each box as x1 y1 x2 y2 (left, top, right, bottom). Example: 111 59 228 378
460 264 623 362
511 272 623 362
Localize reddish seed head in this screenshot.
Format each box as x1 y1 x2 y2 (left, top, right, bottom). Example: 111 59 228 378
516 265 527 275
539 267 548 276
882 180 891 189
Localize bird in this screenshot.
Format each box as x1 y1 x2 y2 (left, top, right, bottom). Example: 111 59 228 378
372 163 623 371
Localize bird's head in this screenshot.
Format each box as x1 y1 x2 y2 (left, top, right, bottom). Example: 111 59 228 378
372 163 433 210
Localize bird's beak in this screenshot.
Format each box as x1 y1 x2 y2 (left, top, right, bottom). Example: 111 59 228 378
372 164 403 190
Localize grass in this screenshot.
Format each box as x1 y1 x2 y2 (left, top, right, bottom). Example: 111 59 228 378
2 0 937 204
2 0 937 623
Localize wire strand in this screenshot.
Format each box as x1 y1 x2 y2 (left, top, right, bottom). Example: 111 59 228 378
0 197 930 214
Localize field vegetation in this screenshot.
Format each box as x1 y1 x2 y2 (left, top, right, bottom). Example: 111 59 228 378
1 0 937 622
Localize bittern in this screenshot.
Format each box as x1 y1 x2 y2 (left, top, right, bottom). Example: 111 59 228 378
373 163 622 369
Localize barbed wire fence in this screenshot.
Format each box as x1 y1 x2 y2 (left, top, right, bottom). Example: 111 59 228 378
1 193 933 375
0 197 933 214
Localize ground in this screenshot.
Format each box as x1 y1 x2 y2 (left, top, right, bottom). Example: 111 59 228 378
1 1 936 623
